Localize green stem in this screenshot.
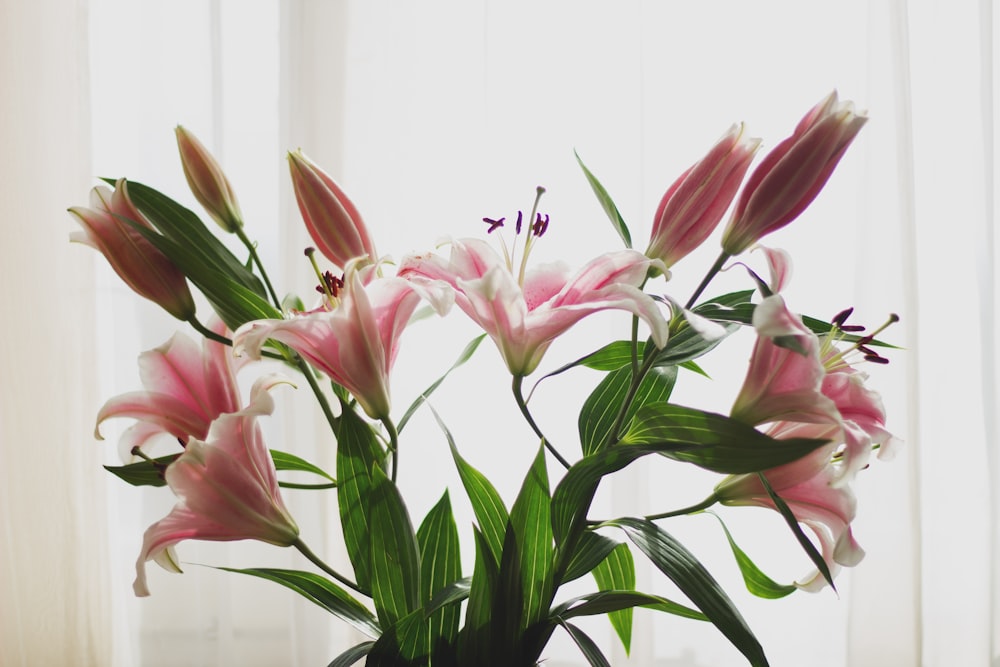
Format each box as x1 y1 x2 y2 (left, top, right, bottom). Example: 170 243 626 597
384 418 400 483
684 250 730 310
512 375 571 470
292 538 365 596
188 316 285 360
278 481 338 490
292 356 340 437
235 226 282 309
603 344 659 448
630 315 640 378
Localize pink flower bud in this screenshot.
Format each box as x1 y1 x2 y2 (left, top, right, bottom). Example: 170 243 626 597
645 124 760 268
69 179 196 321
288 150 377 269
175 126 243 232
721 92 867 256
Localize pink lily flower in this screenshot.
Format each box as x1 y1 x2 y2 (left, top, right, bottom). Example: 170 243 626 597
714 420 864 592
233 264 451 420
175 126 244 233
398 238 669 376
96 320 244 458
288 150 377 269
646 123 760 269
729 296 840 427
134 376 299 596
69 179 196 321
721 91 868 256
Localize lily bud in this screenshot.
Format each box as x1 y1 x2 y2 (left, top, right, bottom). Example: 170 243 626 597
645 124 760 269
288 150 377 269
69 179 196 321
175 126 244 232
721 92 867 256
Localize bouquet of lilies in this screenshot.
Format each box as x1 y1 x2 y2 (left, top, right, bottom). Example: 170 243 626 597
70 91 898 667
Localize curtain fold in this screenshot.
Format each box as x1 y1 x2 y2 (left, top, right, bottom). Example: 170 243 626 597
0 0 113 664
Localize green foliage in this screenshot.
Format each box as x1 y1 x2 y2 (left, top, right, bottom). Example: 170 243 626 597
610 518 769 667
218 567 379 637
574 150 632 248
709 513 796 599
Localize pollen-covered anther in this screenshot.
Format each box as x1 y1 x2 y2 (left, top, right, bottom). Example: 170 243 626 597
533 213 550 237
483 216 505 233
316 270 345 297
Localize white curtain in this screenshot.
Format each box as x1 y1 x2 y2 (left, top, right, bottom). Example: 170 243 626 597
2 0 996 665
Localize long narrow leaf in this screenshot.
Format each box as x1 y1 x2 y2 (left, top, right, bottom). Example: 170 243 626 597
611 518 769 667
758 473 836 591
552 590 706 623
562 531 620 583
270 448 336 484
509 446 554 630
416 491 462 650
574 151 632 248
708 512 796 599
578 365 677 457
335 402 385 592
398 334 486 432
327 641 375 667
560 621 612 667
620 403 829 473
591 542 636 651
219 567 380 637
369 465 421 626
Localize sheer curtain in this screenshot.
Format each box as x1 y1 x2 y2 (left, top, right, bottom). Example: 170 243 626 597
2 1 996 665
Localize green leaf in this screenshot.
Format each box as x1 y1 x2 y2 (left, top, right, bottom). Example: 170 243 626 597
758 472 836 591
218 567 380 637
619 403 829 474
416 491 462 650
327 641 375 667
369 465 421 627
562 531 621 583
611 517 769 667
398 334 486 433
457 529 500 666
708 513 796 599
494 523 526 659
365 609 432 667
574 150 632 248
121 180 266 297
442 412 509 564
552 590 706 623
578 340 639 371
591 542 636 651
578 365 677 456
104 454 178 487
423 577 471 618
508 445 554 630
560 621 612 667
335 402 386 593
270 448 336 484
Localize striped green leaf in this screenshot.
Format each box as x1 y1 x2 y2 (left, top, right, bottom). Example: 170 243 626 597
369 465 421 627
578 365 677 456
709 512 796 599
612 517 769 667
416 491 462 650
575 151 632 248
591 542 636 651
508 446 554 630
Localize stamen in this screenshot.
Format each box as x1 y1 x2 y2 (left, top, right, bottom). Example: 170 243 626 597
515 210 523 234
864 354 890 364
483 216 505 233
533 213 549 237
841 324 865 332
305 247 339 308
832 307 854 327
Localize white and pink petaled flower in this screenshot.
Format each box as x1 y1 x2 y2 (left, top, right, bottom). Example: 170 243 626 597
234 262 452 420
720 295 897 589
398 224 669 376
96 320 245 459
133 376 299 596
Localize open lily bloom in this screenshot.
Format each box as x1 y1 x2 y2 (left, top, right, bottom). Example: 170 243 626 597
399 237 669 376
730 296 839 428
134 377 298 596
234 264 451 420
714 420 864 592
96 320 244 459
